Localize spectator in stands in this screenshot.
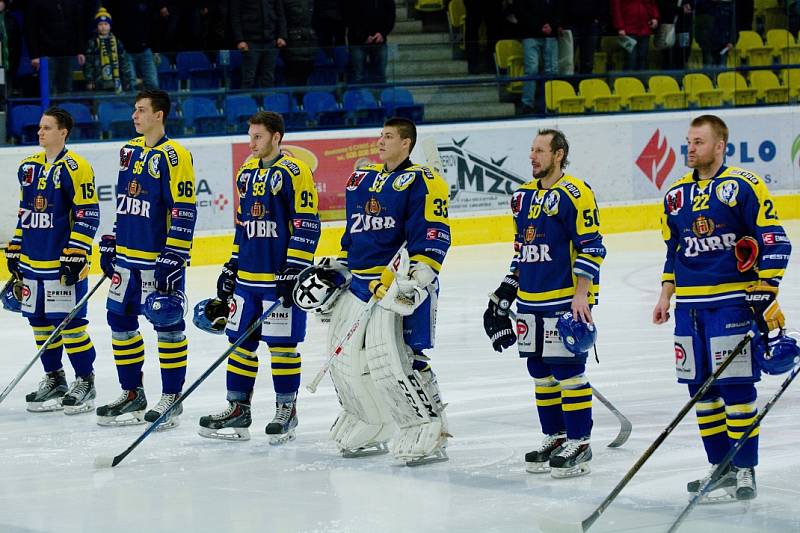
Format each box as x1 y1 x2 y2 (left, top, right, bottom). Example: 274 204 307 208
0 0 21 95
314 0 346 56
507 0 560 114
154 1 203 52
202 1 230 51
231 0 286 88
657 0 693 70
84 8 135 93
736 0 753 34
281 0 317 87
561 0 609 74
464 0 503 75
344 0 395 85
23 0 95 95
610 0 659 71
104 0 159 90
695 0 734 68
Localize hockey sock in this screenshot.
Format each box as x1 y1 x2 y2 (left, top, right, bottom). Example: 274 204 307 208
157 331 188 394
60 318 96 378
557 373 593 440
721 384 759 468
689 384 729 464
226 340 259 401
533 376 565 435
29 319 64 373
112 331 145 390
270 344 300 394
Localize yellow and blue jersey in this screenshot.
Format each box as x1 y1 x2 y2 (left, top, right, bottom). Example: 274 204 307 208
231 153 321 290
12 148 100 280
661 165 791 309
113 136 196 269
339 159 450 297
510 174 605 313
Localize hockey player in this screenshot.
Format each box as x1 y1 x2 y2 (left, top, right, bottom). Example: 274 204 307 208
5 107 100 414
96 90 197 429
483 129 605 478
653 115 792 501
197 111 320 443
297 117 451 465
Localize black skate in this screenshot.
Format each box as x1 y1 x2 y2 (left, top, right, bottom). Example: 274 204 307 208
735 467 757 500
549 438 592 478
525 433 566 473
198 401 252 441
96 388 147 426
688 463 737 504
144 393 183 431
26 370 68 412
265 400 298 445
61 374 96 415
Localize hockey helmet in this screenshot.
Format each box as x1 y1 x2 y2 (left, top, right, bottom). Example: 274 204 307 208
752 329 800 375
1 278 22 313
143 291 187 327
556 311 597 354
292 260 350 314
192 298 230 335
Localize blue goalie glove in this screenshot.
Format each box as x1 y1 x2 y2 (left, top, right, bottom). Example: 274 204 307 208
192 298 230 335
557 311 597 354
144 291 187 327
752 329 800 375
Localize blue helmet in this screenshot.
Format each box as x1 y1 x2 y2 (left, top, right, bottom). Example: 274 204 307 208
143 291 187 327
753 329 800 375
557 311 598 354
192 298 230 335
1 279 21 313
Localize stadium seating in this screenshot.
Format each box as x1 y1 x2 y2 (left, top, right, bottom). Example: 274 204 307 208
494 40 524 94
716 72 758 106
156 56 180 92
303 91 346 127
60 102 99 140
415 0 445 12
782 68 800 100
682 73 724 107
750 70 789 103
544 80 585 114
166 107 184 137
648 75 688 109
600 36 625 72
177 51 220 90
9 105 42 144
182 97 226 134
447 0 466 51
262 93 308 129
381 88 424 122
613 77 656 111
224 94 258 131
343 89 386 125
766 29 800 64
98 101 136 139
578 79 621 112
735 31 773 67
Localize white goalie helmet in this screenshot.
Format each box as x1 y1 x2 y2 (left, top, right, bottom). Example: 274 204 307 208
292 258 351 314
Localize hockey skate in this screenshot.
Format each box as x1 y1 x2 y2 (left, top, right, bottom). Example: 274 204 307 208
61 374 96 415
265 399 298 445
341 442 390 458
525 432 567 473
688 463 737 504
735 467 757 501
549 438 592 478
144 393 183 431
404 446 449 467
26 370 68 412
198 401 252 441
96 388 147 426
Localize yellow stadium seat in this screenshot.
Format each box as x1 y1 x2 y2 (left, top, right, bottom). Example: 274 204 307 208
755 0 778 8
578 78 622 112
764 7 788 31
683 73 725 107
688 39 703 70
648 75 687 109
592 51 608 74
781 68 800 100
447 0 466 50
613 77 656 111
766 29 800 64
415 0 445 12
717 72 758 105
544 80 586 114
495 40 524 94
600 36 625 71
750 70 789 103
735 31 774 67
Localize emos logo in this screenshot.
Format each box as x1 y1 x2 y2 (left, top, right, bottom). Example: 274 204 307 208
637 129 676 190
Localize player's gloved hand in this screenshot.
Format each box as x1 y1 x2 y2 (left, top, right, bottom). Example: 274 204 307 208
745 283 785 332
276 266 302 308
154 250 185 293
489 274 519 317
377 281 428 316
395 262 436 295
5 243 21 280
483 299 517 352
98 235 116 278
59 248 89 286
217 260 238 301
735 236 759 273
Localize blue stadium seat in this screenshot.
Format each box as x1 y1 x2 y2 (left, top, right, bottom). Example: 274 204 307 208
177 51 220 90
182 97 225 135
309 49 338 86
9 105 41 144
303 91 346 127
166 107 184 137
98 101 136 140
262 92 308 129
156 56 180 91
60 102 99 140
380 88 425 122
224 95 258 131
343 89 385 125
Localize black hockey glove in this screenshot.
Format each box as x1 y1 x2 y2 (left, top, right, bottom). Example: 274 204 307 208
217 260 238 301
483 305 516 353
5 243 21 280
490 274 519 317
59 248 89 286
275 266 302 308
154 250 185 293
98 235 116 278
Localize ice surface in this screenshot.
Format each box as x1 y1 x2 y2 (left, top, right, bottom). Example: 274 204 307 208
0 223 798 533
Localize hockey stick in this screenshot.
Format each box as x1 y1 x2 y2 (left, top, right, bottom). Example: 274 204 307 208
487 293 631 448
420 136 443 176
667 357 800 532
0 275 108 407
541 330 755 533
94 298 284 468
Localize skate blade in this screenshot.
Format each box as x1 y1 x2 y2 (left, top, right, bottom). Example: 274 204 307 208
525 461 551 474
96 411 146 427
151 417 180 432
268 429 296 446
63 400 95 415
341 442 389 458
404 449 449 467
198 426 251 441
550 464 591 479
696 487 737 504
27 399 64 412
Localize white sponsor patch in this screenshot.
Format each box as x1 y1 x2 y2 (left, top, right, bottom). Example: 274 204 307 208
263 303 293 337
541 316 573 358
225 293 245 333
139 270 156 304
107 267 131 304
711 334 754 380
674 336 696 381
43 279 76 314
20 278 38 315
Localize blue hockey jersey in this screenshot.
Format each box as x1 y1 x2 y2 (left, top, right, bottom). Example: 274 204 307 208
113 136 196 269
230 154 321 290
661 166 791 309
510 174 605 313
11 148 100 280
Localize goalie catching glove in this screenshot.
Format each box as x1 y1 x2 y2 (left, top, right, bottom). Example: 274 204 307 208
745 283 785 333
483 275 518 353
368 251 433 317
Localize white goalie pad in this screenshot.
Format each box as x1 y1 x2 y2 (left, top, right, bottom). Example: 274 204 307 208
365 306 448 461
328 291 394 451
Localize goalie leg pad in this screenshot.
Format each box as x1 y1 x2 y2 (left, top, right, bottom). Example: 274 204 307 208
328 292 394 453
365 307 449 463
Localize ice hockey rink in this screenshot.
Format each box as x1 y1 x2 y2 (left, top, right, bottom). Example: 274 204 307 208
0 222 798 533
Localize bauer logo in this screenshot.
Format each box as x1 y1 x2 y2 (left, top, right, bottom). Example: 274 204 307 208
636 129 676 190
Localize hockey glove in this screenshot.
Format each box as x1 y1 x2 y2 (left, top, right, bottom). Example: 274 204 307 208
489 274 519 317
745 284 785 333
735 236 759 273
154 250 185 293
59 248 89 286
395 262 436 294
99 235 116 278
276 266 302 308
5 243 21 280
217 260 238 301
483 305 516 352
